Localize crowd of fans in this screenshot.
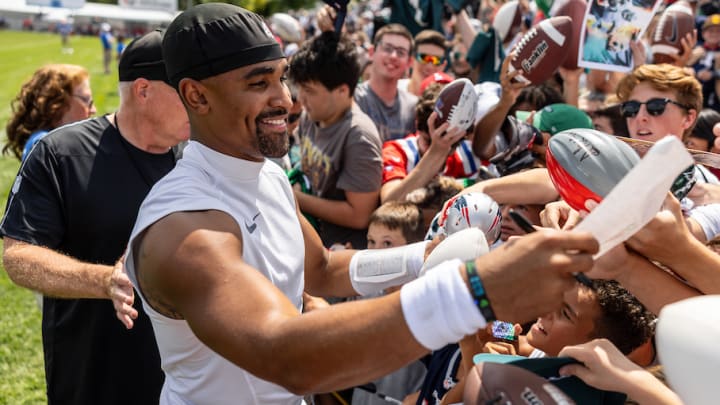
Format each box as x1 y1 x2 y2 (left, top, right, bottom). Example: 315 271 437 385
5 0 720 404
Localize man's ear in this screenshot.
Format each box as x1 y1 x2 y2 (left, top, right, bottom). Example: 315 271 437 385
337 83 351 98
179 78 209 115
682 108 698 132
131 78 151 102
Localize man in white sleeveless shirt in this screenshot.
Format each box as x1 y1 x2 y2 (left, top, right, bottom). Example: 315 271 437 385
122 4 599 404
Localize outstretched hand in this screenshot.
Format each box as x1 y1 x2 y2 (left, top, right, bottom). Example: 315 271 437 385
316 5 337 33
558 339 683 405
476 230 598 323
626 193 692 266
499 53 529 106
629 40 646 68
108 256 138 329
540 200 582 230
426 111 468 157
667 30 697 67
558 338 646 392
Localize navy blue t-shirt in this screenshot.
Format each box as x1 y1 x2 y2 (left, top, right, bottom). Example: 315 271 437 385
416 344 463 404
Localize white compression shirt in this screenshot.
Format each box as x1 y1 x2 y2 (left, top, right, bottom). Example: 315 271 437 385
126 141 305 405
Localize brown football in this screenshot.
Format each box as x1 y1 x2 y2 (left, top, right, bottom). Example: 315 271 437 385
463 362 576 405
510 17 572 85
554 0 587 69
651 3 695 64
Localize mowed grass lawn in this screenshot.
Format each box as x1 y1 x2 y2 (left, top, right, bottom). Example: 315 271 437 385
0 29 125 404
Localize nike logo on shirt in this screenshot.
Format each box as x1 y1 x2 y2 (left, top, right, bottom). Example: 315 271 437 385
245 212 260 234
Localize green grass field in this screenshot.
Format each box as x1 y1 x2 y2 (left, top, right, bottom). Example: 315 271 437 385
0 29 123 405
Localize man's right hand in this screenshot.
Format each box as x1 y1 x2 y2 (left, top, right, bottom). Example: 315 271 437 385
425 111 467 157
108 257 138 329
474 230 598 323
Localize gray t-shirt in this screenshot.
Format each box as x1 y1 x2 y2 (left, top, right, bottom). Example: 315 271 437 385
298 104 382 249
354 81 417 142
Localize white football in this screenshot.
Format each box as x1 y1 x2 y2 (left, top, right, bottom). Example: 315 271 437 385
421 227 489 275
474 82 502 122
493 0 523 42
434 78 479 132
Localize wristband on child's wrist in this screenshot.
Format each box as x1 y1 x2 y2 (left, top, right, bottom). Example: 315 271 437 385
465 260 497 322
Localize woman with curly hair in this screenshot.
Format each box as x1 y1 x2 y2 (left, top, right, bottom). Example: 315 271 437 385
4 64 95 161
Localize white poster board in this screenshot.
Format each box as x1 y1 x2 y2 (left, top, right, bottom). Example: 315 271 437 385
577 0 663 72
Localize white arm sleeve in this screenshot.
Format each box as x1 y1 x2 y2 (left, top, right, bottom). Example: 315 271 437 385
688 204 720 241
349 241 428 296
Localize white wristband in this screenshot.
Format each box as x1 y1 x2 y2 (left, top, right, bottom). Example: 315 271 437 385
400 259 488 350
349 241 428 296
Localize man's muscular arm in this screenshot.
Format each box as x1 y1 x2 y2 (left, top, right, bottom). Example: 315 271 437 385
134 209 426 394
134 209 598 394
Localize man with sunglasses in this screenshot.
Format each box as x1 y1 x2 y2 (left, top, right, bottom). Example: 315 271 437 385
398 29 449 96
614 63 720 256
616 63 719 187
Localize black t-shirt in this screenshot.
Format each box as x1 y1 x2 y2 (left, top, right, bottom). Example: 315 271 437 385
0 116 179 405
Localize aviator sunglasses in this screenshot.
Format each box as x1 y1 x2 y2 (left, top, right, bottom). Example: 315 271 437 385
415 53 445 66
620 98 690 118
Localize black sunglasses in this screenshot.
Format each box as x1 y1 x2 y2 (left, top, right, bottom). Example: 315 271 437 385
620 98 690 118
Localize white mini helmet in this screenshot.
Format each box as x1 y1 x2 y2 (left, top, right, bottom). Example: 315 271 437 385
439 192 502 244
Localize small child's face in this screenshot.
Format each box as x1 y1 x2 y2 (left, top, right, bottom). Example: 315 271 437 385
499 204 542 241
367 223 408 249
704 26 720 46
525 286 600 356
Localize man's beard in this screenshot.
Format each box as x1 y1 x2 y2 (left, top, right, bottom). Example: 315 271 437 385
258 129 289 158
256 108 290 158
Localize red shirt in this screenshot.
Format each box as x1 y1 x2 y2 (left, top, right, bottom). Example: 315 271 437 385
381 133 483 184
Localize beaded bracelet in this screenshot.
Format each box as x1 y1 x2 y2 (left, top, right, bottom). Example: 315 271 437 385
465 260 497 323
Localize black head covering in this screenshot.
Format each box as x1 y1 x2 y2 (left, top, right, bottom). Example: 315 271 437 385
163 3 284 88
118 29 170 84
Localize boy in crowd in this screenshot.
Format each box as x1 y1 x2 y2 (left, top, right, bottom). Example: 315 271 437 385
416 280 654 404
353 200 428 405
380 83 481 205
289 32 382 249
366 201 426 249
